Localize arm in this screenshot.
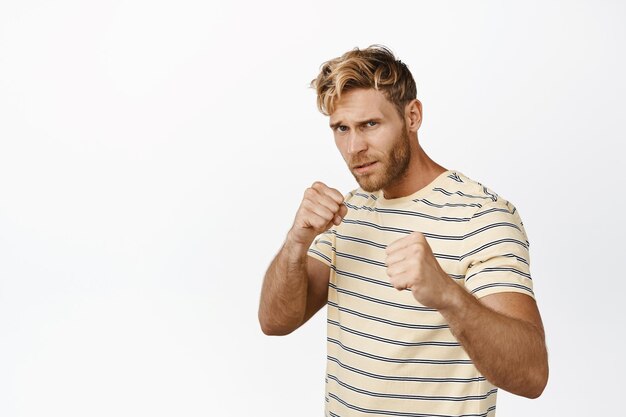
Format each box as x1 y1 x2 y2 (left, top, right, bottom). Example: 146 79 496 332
386 232 548 398
258 182 347 336
258 238 331 335
440 287 548 398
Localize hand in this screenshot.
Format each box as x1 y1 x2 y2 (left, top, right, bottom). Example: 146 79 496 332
287 182 348 247
385 231 458 309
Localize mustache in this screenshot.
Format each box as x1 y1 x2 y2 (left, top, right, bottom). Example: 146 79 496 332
349 156 377 169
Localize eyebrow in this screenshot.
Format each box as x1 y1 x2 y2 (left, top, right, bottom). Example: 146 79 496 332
329 121 343 130
329 118 382 129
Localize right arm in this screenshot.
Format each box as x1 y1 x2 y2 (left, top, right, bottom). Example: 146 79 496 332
258 182 347 336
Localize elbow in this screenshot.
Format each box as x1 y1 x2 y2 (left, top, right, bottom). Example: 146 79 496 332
259 321 294 336
498 353 549 399
531 365 549 399
522 360 549 399
258 311 297 336
524 382 547 400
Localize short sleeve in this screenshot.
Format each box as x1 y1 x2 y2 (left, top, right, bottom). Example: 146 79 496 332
461 198 534 299
307 229 336 267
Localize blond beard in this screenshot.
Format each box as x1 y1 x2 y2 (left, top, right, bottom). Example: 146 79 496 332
351 129 411 192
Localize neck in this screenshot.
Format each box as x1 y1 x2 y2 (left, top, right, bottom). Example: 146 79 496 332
382 142 447 199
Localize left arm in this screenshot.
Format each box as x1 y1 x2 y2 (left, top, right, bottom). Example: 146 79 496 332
386 232 549 398
439 288 548 398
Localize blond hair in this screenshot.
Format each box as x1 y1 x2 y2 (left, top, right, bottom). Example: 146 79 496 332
311 45 417 117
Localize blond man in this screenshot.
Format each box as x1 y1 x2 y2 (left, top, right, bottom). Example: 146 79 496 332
259 45 548 416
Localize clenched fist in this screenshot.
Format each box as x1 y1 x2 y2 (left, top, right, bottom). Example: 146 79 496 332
288 182 348 247
385 231 458 310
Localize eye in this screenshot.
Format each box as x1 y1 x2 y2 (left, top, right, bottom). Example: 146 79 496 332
365 121 378 127
336 125 348 133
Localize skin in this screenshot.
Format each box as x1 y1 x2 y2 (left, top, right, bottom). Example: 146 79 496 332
258 88 549 399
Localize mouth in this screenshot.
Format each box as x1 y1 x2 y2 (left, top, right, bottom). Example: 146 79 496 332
352 161 378 174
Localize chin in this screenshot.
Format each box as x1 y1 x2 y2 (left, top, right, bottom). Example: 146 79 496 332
355 176 386 192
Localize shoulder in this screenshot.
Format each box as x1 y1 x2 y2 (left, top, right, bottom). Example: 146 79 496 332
452 172 530 245
451 172 520 216
411 171 508 220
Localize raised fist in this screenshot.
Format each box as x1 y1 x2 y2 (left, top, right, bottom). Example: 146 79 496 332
288 181 348 247
385 231 457 309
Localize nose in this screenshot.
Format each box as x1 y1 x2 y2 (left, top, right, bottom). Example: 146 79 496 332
347 131 367 155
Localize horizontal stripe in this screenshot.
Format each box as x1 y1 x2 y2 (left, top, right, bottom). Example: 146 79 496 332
315 238 334 246
327 356 486 384
470 282 534 295
309 248 332 264
334 266 391 288
376 207 471 222
461 238 529 259
334 234 528 265
343 204 472 222
328 373 497 402
328 393 496 417
472 207 511 219
413 198 483 209
466 267 531 282
342 218 414 236
329 319 458 348
335 232 387 249
354 192 373 199
330 282 436 312
328 301 449 330
337 251 387 268
336 249 465 270
328 338 470 365
464 221 522 239
336 221 523 247
433 187 494 201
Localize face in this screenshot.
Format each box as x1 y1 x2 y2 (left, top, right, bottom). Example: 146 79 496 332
329 89 411 192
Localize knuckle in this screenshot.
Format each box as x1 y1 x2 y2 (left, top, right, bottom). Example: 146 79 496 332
312 181 326 191
299 199 312 213
310 217 326 229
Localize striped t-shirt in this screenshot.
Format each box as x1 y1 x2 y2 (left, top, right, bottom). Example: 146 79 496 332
307 170 534 417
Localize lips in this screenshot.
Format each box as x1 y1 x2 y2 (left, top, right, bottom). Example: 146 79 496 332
352 161 376 169
352 161 378 174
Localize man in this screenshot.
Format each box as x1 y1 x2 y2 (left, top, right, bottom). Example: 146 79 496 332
258 45 548 416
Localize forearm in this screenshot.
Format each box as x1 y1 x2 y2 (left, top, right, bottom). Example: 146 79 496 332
258 235 310 336
440 288 549 398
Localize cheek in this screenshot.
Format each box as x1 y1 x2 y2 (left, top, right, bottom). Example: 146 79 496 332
368 128 394 146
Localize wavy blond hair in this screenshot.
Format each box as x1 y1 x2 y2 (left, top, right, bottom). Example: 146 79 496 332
311 45 417 117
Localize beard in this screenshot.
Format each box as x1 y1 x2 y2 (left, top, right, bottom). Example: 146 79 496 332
349 129 411 192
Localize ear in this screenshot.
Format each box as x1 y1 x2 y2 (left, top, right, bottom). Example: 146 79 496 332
405 99 422 132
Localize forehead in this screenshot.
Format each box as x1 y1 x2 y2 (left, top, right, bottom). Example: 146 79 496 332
329 88 398 124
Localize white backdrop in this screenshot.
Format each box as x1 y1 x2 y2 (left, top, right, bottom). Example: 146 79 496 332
1 1 624 416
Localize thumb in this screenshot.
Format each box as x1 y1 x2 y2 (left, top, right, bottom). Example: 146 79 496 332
332 204 348 226
412 231 432 248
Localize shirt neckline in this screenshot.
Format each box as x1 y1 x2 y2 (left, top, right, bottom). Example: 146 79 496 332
372 169 456 208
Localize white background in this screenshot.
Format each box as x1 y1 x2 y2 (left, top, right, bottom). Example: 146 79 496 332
1 1 624 416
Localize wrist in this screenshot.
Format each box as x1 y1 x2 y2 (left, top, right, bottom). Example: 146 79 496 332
438 281 474 319
285 229 314 255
